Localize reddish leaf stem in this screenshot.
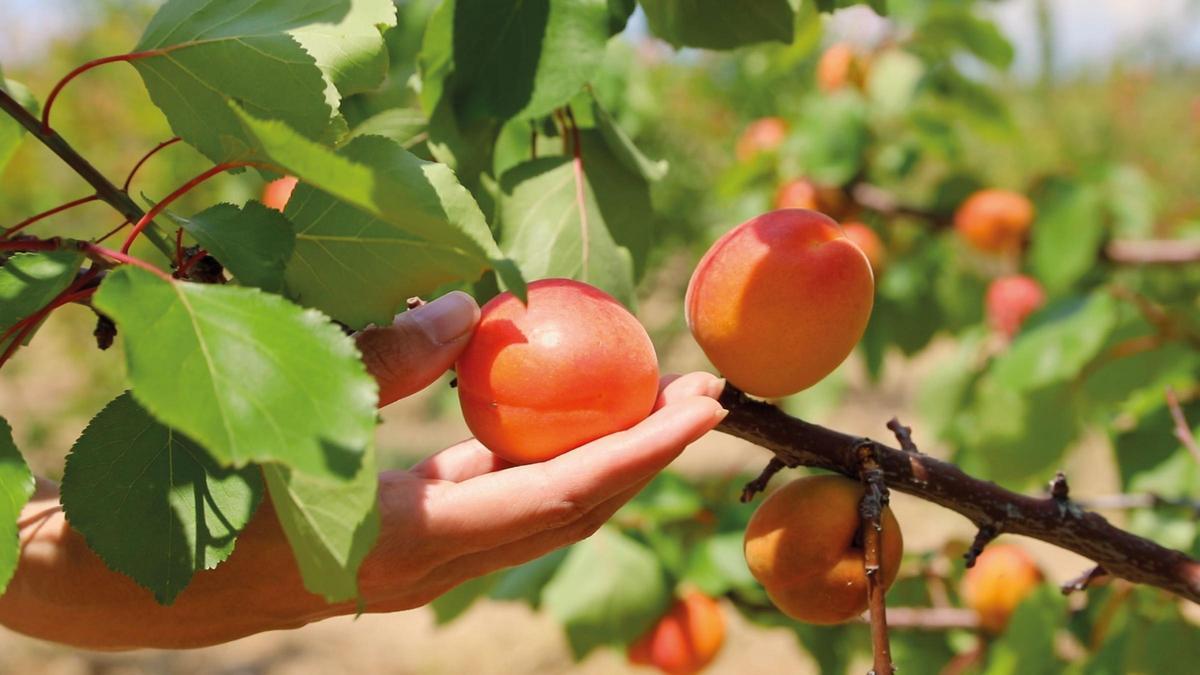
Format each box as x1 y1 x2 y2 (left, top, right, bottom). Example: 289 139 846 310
0 238 63 252
122 136 182 192
176 248 208 279
94 219 131 245
82 242 172 282
3 194 99 238
120 161 255 254
41 50 163 133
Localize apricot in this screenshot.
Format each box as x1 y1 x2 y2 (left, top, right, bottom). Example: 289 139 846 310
744 475 903 624
261 176 298 211
953 189 1035 254
735 117 788 163
985 275 1045 339
628 591 726 675
456 278 659 464
961 543 1043 633
816 42 867 92
739 473 902 619
841 222 886 273
685 209 874 398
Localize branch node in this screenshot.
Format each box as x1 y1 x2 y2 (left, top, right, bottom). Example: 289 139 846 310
964 525 999 568
1049 471 1071 501
1061 565 1109 595
887 418 920 453
741 457 785 503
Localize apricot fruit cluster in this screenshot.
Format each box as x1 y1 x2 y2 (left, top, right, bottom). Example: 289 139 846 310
735 116 788 163
961 543 1043 633
628 591 726 675
686 209 875 398
744 475 903 624
456 278 659 464
985 275 1045 339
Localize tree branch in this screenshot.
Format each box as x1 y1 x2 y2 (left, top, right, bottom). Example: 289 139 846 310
715 385 1200 604
858 443 894 675
0 87 171 258
1105 239 1200 266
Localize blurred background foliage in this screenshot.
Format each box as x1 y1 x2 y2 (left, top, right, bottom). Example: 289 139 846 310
2 0 1199 673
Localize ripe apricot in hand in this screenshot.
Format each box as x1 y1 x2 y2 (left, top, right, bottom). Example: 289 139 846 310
743 475 903 624
985 275 1045 339
961 543 1043 633
954 189 1034 254
261 176 298 211
628 591 726 675
735 117 788 163
456 278 659 464
841 222 886 273
686 209 874 398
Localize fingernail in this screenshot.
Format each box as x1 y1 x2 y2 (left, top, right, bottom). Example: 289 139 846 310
713 406 729 424
707 377 727 399
405 291 479 345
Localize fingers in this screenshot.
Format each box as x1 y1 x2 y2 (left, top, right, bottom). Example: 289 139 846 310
420 395 726 557
355 291 480 407
654 371 725 411
409 438 511 482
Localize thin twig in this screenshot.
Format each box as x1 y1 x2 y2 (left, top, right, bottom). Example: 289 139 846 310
741 457 786 503
1166 387 1200 465
3 194 99 238
1106 239 1200 265
865 606 979 631
858 443 894 675
1061 565 1109 595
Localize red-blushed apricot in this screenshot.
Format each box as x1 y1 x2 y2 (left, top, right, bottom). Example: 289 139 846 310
985 275 1046 339
456 278 659 464
628 591 726 675
685 209 874 398
841 222 886 273
961 543 1043 633
743 475 903 624
261 176 298 211
817 42 867 92
954 189 1035 254
735 117 789 163
774 178 820 211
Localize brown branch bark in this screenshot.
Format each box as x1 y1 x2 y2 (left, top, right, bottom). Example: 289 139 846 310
0 87 172 257
1105 239 1200 265
715 385 1200 604
858 444 894 675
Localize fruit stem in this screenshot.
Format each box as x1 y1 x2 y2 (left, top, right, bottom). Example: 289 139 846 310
122 136 182 192
120 161 255 254
857 443 894 675
41 50 162 133
3 194 99 238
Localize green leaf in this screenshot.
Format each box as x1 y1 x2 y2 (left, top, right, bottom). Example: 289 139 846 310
983 587 1067 675
347 108 427 147
814 0 887 13
132 0 397 162
785 93 869 185
490 548 569 606
918 8 1014 69
93 266 378 477
619 472 703 523
1030 178 1106 295
60 392 262 605
430 571 499 624
682 531 757 596
959 380 1080 485
0 71 38 173
591 97 668 182
496 153 637 306
641 0 795 49
991 293 1120 392
0 416 35 595
0 250 84 351
263 448 380 602
541 527 670 658
233 109 525 313
167 201 295 292
429 0 611 122
1112 400 1200 546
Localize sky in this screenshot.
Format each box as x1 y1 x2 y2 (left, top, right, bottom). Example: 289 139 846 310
2 0 1199 77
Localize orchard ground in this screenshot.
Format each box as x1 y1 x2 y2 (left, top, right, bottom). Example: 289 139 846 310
0 254 1127 675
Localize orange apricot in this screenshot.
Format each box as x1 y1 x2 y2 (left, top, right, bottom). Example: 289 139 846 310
816 42 867 92
985 275 1045 339
735 117 789 163
261 176 298 211
841 222 886 273
953 189 1035 254
628 591 726 675
456 279 659 464
744 475 903 624
685 209 874 398
773 179 850 220
961 543 1043 633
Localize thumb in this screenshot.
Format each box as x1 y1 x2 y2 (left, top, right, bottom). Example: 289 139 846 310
355 291 480 407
